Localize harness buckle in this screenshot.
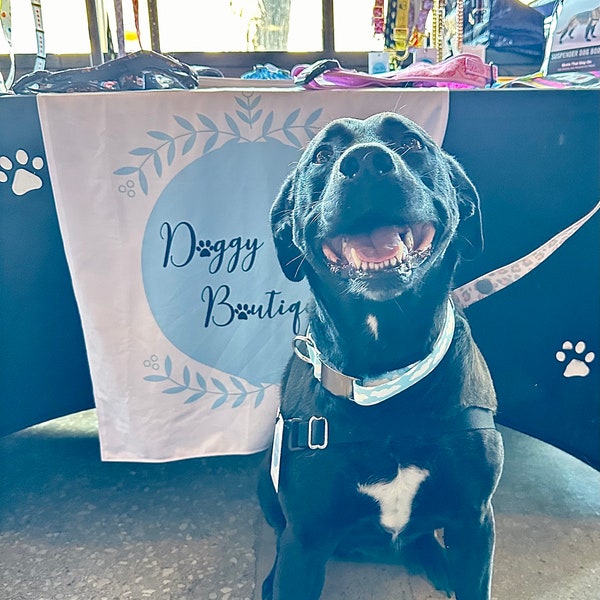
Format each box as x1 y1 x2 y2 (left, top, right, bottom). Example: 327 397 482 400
308 416 329 450
286 416 329 451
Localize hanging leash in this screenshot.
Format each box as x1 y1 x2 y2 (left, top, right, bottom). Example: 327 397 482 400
113 0 126 57
0 0 45 91
384 0 411 63
0 0 15 90
30 0 45 72
132 0 142 50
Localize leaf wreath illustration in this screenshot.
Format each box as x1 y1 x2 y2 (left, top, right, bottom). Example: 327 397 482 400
144 355 272 409
114 93 323 195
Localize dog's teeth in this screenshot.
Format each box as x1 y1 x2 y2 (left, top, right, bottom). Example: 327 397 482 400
322 244 339 263
350 247 361 269
403 229 414 251
390 256 398 267
395 244 407 263
369 262 376 271
361 261 369 271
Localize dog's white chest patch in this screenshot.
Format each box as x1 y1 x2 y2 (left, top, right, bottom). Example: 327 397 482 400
366 314 379 339
358 466 429 539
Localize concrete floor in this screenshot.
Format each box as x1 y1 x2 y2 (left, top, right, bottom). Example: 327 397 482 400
0 410 598 600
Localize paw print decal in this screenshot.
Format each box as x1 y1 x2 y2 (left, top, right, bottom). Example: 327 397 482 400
196 239 212 258
556 341 595 378
235 304 250 320
0 150 45 197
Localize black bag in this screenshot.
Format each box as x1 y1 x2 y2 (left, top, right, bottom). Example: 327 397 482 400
447 0 546 60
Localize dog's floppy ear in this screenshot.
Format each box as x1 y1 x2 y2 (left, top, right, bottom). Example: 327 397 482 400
448 157 484 259
270 173 306 281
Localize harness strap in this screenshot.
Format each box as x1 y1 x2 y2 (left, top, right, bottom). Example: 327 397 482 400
284 406 496 452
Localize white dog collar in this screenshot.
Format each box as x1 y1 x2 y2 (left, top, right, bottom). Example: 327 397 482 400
293 299 455 406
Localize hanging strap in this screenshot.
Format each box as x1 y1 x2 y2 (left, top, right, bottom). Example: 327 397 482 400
132 0 142 49
384 0 411 59
0 0 15 90
31 0 45 72
113 0 126 57
409 0 434 48
0 1 45 91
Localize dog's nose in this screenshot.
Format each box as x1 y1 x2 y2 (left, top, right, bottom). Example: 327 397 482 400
339 146 395 179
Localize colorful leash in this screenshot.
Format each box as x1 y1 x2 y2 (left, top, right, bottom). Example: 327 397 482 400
0 0 45 91
0 0 15 90
31 0 45 72
455 0 464 54
132 0 141 49
113 0 126 57
431 0 445 62
384 0 411 60
372 0 385 38
453 199 600 309
409 0 434 48
376 0 433 64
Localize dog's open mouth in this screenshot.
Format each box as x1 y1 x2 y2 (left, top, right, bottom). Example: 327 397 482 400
321 223 435 276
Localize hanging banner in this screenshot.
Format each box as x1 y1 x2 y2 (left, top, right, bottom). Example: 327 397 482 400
37 88 449 462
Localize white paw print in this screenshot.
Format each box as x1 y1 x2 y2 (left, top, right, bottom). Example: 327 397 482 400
556 341 595 378
0 149 45 197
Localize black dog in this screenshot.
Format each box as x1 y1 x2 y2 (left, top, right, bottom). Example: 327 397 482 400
258 112 504 600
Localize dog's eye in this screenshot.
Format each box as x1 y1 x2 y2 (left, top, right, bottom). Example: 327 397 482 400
313 145 334 164
398 137 424 153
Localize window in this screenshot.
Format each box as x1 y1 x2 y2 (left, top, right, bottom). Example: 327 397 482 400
154 0 323 53
0 0 384 55
1 1 546 86
0 0 91 54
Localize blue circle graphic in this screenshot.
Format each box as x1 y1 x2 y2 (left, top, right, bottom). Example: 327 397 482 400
142 139 308 386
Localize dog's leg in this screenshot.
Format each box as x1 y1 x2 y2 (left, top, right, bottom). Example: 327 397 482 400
268 524 340 600
402 533 453 597
444 504 496 600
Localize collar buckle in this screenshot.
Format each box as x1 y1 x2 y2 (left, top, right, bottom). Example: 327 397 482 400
321 363 355 400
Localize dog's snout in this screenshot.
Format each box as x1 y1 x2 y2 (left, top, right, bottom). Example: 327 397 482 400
339 146 395 179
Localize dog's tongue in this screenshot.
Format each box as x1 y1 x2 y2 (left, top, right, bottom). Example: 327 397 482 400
344 226 402 263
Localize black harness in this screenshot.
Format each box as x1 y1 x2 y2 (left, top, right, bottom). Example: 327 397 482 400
282 406 496 452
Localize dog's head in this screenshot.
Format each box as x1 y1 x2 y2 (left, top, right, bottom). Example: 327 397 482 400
271 112 482 302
